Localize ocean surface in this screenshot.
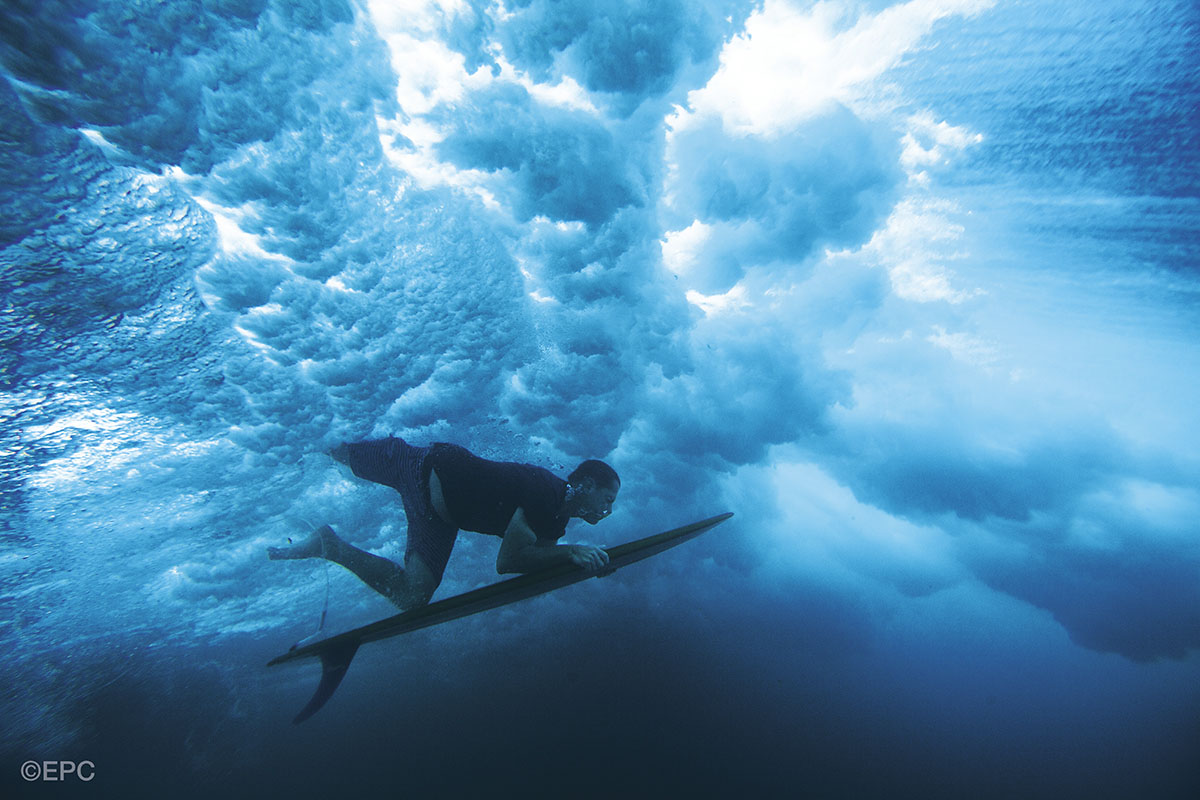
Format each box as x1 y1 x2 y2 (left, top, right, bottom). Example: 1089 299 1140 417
2 1 1197 797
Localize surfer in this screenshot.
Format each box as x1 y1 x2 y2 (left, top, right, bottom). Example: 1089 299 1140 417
269 437 619 610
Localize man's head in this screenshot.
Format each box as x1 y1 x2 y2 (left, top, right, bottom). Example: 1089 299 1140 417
566 460 620 524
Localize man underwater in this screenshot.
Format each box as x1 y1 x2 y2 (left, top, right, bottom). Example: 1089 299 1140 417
269 437 619 609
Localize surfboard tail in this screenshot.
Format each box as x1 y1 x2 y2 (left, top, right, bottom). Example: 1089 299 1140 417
291 638 360 724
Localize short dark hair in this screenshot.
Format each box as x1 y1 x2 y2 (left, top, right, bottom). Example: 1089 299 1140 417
568 459 620 488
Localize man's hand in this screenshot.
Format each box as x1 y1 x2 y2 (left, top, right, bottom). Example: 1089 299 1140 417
567 544 611 575
497 510 615 575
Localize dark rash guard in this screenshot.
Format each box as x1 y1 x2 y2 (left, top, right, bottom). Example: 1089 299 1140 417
427 443 569 541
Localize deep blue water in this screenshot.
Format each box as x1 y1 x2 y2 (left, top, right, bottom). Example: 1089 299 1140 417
2 1 1198 797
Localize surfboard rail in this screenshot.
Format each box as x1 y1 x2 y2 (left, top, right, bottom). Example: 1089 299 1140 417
268 511 732 723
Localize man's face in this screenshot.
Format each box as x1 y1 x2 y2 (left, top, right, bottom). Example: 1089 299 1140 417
579 479 620 525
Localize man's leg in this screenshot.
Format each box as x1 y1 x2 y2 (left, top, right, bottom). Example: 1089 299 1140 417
272 436 449 608
269 526 437 610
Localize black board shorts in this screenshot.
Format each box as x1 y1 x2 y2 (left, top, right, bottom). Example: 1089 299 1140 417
345 437 459 581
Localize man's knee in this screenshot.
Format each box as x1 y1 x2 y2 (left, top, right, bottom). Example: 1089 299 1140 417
404 554 441 606
330 442 351 465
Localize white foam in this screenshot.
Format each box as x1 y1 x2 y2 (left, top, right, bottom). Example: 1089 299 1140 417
675 0 997 135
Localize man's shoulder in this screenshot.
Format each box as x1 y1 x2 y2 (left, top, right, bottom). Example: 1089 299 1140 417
516 462 566 490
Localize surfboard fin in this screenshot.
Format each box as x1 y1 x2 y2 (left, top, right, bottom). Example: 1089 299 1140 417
292 638 360 724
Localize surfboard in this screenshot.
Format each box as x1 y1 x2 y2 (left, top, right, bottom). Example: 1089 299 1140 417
268 511 733 723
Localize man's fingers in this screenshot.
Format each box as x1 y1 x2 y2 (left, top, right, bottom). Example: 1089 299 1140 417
576 547 609 572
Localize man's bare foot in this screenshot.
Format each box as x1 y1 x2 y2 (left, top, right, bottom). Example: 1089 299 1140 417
268 525 337 560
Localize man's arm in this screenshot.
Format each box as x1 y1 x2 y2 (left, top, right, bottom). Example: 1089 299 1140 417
496 508 610 575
